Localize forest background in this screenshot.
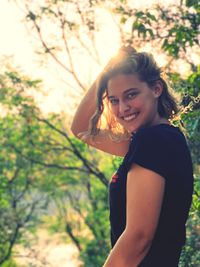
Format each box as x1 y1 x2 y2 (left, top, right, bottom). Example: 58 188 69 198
0 0 200 266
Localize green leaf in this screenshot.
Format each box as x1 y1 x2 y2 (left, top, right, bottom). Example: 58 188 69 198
135 11 144 18
146 12 157 21
26 11 37 21
120 17 126 24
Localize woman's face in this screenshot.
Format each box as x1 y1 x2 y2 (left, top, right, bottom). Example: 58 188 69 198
107 73 163 133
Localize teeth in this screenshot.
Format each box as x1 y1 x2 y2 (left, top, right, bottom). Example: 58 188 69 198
123 113 137 121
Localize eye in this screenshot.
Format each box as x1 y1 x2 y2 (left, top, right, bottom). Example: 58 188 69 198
127 92 137 99
109 98 119 105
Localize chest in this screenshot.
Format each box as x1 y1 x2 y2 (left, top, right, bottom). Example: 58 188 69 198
109 164 128 208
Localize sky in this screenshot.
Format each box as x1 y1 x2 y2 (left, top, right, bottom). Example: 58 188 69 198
0 0 180 115
0 1 78 114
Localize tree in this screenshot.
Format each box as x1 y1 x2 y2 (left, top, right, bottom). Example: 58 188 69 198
5 0 200 265
0 65 118 266
0 70 48 265
114 0 200 69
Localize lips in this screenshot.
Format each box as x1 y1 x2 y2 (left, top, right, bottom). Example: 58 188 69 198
123 112 139 121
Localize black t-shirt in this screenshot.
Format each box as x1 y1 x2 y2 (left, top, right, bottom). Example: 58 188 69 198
109 124 194 267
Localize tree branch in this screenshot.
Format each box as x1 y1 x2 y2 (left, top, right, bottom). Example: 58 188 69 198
24 3 86 92
36 117 109 186
10 144 88 173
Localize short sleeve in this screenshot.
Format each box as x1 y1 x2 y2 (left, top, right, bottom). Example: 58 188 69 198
124 127 172 179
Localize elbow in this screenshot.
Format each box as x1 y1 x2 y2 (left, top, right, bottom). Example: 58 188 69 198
70 118 87 138
124 228 153 253
71 128 80 139
70 121 80 138
70 124 85 141
139 236 152 254
136 233 152 252
70 123 77 137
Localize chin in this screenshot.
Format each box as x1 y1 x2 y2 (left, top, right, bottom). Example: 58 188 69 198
129 127 138 133
125 122 147 133
124 125 138 133
119 118 144 133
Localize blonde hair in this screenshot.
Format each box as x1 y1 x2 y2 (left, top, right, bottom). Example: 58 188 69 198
83 46 179 141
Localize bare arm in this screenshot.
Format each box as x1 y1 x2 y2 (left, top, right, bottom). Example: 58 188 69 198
71 80 97 136
103 163 165 267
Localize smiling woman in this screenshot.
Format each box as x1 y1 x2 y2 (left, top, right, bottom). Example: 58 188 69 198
106 74 164 133
81 47 179 144
71 46 194 267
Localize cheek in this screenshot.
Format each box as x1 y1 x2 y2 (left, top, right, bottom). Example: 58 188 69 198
139 94 156 108
130 98 142 109
110 105 118 116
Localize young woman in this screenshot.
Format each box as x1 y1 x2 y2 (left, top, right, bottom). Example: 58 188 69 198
71 46 194 267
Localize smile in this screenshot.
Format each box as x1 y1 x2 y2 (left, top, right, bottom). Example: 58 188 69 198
123 113 139 121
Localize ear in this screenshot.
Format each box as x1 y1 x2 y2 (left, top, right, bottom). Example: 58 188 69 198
153 80 163 98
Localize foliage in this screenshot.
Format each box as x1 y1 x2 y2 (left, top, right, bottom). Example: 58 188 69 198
114 0 200 70
0 71 48 265
3 0 200 266
179 174 200 266
0 67 116 266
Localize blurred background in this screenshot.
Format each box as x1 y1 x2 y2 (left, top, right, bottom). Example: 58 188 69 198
0 0 200 266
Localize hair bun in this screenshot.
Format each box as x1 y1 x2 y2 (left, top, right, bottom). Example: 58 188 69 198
118 46 137 55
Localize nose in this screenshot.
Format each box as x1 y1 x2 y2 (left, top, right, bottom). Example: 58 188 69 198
119 100 130 115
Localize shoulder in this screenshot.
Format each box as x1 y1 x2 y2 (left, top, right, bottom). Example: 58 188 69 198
136 123 178 138
124 124 186 176
132 124 184 148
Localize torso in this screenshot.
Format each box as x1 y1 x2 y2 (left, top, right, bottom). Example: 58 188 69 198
109 124 193 266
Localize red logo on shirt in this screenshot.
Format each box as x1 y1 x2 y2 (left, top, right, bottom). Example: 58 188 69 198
111 173 119 183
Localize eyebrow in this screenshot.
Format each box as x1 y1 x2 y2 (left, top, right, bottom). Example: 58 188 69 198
107 88 138 99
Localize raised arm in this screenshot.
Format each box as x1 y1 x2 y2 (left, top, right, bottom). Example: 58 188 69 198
70 71 130 157
70 79 97 138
